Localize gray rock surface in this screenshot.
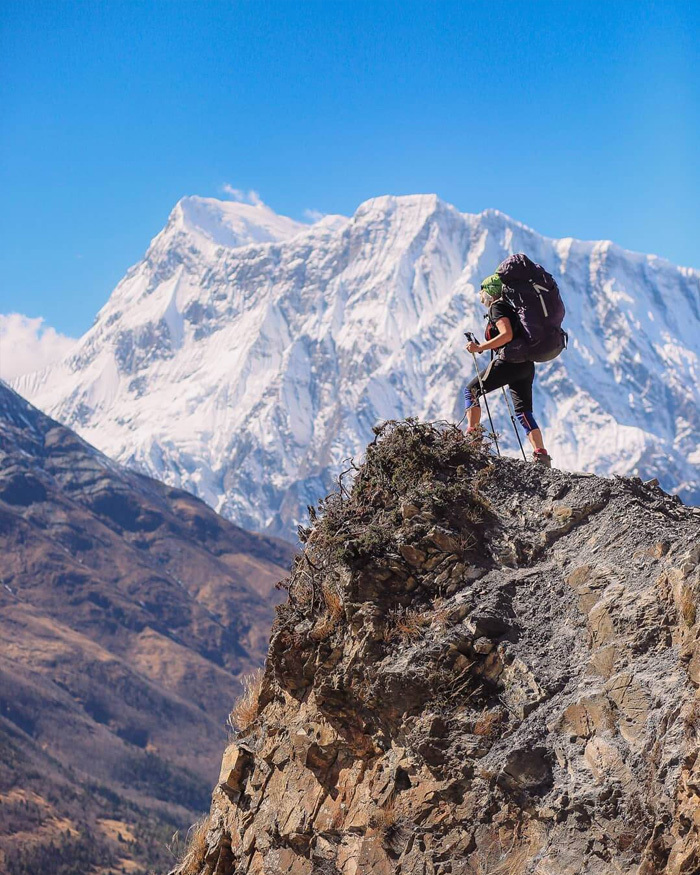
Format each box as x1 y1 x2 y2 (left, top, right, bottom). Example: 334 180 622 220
172 421 700 875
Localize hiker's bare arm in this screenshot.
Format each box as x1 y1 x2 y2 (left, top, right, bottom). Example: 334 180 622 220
465 318 514 353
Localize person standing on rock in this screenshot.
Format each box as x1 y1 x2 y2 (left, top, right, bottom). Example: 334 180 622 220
464 255 566 468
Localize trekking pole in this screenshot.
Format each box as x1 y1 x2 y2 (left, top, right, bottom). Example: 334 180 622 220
464 332 500 457
500 387 528 461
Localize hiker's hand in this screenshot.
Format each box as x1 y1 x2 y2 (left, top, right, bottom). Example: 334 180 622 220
466 340 481 354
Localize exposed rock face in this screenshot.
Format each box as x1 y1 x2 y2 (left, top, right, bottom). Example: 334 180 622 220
175 422 700 875
0 382 293 874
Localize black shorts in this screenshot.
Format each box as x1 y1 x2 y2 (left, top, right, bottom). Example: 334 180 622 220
466 358 534 414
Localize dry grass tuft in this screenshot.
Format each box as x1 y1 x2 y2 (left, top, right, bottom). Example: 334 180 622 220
322 582 344 620
461 505 485 525
290 577 314 607
471 462 496 494
369 797 409 852
228 668 264 733
311 420 493 571
384 607 432 643
174 814 210 875
428 598 452 629
369 799 396 835
311 582 345 641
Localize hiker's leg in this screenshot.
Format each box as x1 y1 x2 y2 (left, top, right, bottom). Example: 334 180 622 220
526 426 545 451
509 364 549 453
466 405 481 429
513 411 545 449
464 360 506 430
464 381 482 428
515 410 547 451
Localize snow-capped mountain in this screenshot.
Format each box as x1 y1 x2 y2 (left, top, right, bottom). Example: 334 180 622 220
14 194 700 538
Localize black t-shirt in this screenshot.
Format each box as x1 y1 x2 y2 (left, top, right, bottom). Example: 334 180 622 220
486 298 522 342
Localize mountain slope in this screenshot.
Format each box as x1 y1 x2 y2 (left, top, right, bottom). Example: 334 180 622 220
0 381 293 874
170 421 700 875
13 194 700 539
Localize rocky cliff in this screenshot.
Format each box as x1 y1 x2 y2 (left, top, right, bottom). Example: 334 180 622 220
173 421 700 875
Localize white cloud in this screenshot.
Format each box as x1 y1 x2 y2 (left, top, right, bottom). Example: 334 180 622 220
303 208 326 223
0 314 76 381
221 184 264 206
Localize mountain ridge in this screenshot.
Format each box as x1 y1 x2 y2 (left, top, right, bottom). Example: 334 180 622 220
12 193 700 539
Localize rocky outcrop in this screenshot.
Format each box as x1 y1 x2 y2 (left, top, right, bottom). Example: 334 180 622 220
175 421 700 875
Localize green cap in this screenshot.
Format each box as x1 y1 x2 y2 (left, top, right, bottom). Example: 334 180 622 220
480 273 503 299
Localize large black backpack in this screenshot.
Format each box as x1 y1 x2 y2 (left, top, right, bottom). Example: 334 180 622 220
495 253 567 363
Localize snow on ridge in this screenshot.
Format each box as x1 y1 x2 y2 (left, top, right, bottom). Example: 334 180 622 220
11 193 700 538
468 209 700 277
172 195 308 248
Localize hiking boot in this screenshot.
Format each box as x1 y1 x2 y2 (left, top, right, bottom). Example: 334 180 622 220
532 448 552 468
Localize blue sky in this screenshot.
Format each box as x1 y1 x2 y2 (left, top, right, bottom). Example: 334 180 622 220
1 0 698 337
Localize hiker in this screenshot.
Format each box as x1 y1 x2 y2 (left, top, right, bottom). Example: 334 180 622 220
463 255 566 468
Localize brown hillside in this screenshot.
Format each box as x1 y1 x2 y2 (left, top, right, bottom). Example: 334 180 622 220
0 382 294 874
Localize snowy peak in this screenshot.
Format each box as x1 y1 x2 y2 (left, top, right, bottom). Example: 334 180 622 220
353 192 442 219
350 193 464 239
167 195 309 249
